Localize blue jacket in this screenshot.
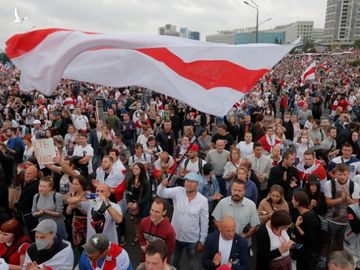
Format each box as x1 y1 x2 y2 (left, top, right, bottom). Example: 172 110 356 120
198 176 220 212
202 231 249 270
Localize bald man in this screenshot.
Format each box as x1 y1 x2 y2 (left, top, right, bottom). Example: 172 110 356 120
15 165 39 237
69 183 123 243
202 216 249 270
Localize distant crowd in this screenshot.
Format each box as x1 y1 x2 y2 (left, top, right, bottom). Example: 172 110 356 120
0 50 358 270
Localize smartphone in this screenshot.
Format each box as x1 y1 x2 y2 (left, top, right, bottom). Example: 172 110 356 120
292 243 303 250
85 193 98 200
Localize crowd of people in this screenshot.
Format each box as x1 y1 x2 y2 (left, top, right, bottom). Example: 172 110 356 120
0 49 358 270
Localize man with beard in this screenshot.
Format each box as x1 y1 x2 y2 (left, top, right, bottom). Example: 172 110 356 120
138 198 176 262
212 180 259 248
157 172 208 270
68 183 123 243
93 156 126 204
268 149 300 201
179 144 206 177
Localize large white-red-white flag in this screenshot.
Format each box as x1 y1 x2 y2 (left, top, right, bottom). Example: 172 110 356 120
301 60 317 83
6 28 296 116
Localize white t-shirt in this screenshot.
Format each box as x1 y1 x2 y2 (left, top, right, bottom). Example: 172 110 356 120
81 200 122 243
180 158 206 174
219 235 233 265
236 141 254 159
73 144 94 174
71 114 89 131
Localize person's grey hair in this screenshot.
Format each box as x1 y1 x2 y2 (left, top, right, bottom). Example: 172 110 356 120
328 251 354 270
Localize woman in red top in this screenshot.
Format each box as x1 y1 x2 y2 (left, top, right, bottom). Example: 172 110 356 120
0 219 31 270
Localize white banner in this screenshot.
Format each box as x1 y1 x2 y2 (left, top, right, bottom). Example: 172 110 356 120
32 138 56 166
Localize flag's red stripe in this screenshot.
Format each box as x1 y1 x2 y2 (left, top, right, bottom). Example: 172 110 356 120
5 28 98 58
6 29 269 92
136 48 269 92
5 28 71 58
302 66 316 81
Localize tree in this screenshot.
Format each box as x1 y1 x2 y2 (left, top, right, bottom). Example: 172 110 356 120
353 39 360 49
302 38 315 52
0 52 10 64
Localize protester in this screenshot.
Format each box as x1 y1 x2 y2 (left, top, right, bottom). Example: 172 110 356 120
79 233 132 270
138 198 176 262
157 172 208 270
23 219 74 270
202 216 249 270
256 210 293 270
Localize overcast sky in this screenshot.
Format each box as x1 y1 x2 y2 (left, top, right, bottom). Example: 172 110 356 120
0 0 327 49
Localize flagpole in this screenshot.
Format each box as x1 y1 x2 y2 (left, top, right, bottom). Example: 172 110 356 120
167 121 211 185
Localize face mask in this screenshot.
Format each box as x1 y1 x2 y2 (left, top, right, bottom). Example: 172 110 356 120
301 138 308 144
284 118 290 123
36 239 51 250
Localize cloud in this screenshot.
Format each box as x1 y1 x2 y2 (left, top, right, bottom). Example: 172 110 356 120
0 0 327 48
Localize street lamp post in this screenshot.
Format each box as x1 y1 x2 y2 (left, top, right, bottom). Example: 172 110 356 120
244 0 259 43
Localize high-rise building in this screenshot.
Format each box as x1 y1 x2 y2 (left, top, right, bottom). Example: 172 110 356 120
323 0 360 45
190 31 200 40
275 21 314 43
158 24 180 37
159 24 200 40
206 29 285 44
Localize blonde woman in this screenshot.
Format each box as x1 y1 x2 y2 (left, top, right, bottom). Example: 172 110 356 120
223 147 242 192
258 184 289 224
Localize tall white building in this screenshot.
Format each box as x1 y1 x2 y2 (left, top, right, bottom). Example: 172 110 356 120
323 0 360 45
275 21 314 43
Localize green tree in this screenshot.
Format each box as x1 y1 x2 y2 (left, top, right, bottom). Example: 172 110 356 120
353 40 360 49
302 38 315 52
0 52 10 64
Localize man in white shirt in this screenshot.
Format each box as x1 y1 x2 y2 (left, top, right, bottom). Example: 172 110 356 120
72 133 94 177
93 155 126 204
179 144 206 177
157 172 208 270
69 183 123 244
71 107 89 132
236 132 254 159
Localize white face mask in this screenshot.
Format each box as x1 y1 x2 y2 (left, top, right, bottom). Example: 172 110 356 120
301 138 308 144
36 238 52 250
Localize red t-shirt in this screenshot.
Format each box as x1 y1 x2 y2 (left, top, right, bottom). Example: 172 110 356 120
0 241 30 265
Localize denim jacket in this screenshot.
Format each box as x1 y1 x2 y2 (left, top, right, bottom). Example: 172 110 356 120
198 176 220 212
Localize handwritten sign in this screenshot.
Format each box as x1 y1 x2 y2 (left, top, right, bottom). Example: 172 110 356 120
32 138 56 166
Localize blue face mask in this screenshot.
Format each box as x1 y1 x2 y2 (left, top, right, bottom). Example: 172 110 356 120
35 238 51 250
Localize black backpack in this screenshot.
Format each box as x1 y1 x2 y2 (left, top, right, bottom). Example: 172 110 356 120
331 179 354 199
184 158 203 175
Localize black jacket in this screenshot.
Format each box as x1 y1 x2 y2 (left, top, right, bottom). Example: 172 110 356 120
16 180 39 214
202 231 249 270
256 224 283 270
268 163 300 201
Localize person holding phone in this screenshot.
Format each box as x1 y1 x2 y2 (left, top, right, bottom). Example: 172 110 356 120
291 191 321 270
256 210 294 270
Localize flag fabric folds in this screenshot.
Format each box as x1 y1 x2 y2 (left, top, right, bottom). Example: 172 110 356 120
301 60 317 83
6 28 295 116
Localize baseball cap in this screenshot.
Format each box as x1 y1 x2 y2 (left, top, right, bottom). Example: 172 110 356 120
33 120 41 125
83 234 109 254
189 144 199 152
33 219 57 234
184 172 202 183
